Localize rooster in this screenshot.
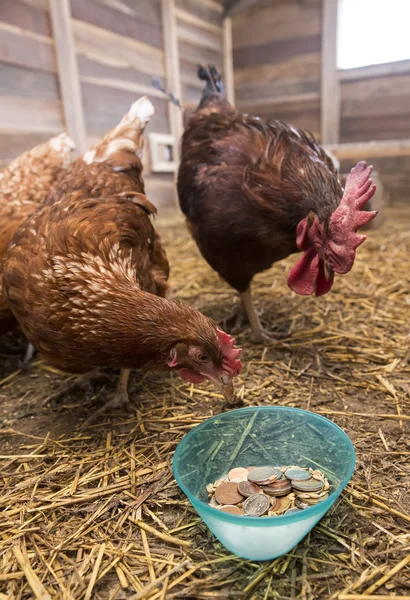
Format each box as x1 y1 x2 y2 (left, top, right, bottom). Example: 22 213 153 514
2 97 242 419
178 65 377 342
0 133 75 363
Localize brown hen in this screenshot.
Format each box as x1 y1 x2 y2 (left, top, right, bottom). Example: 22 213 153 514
178 66 377 341
0 134 75 336
2 97 242 419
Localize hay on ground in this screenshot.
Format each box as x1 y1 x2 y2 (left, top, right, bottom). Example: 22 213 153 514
0 206 409 599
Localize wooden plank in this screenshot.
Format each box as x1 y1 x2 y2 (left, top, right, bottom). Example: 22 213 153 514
178 39 222 66
49 0 87 153
0 22 56 72
236 79 320 104
341 73 410 118
0 96 64 133
0 0 51 36
161 0 182 206
232 0 321 48
70 0 163 49
80 75 166 99
234 53 320 88
175 0 222 26
339 59 410 82
0 63 60 99
177 20 222 52
340 116 410 144
326 139 410 160
233 34 321 69
224 0 263 17
320 0 339 144
237 98 321 138
0 131 53 161
222 17 235 104
77 55 162 92
73 19 165 78
81 81 169 136
175 8 221 34
198 0 223 13
238 91 319 109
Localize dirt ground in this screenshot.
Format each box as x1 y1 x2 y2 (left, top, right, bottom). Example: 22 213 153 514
0 207 409 599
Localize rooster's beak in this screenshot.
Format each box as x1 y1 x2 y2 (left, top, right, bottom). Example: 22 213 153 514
323 261 334 281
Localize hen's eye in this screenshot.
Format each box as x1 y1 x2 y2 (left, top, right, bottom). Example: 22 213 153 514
199 355 208 361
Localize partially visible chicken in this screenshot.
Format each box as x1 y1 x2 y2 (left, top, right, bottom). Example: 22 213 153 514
0 133 75 337
178 65 377 341
2 97 242 419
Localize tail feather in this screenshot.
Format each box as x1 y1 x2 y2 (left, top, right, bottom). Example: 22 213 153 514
198 65 225 98
83 96 154 166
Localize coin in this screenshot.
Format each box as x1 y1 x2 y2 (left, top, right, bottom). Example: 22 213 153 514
292 479 324 492
295 499 310 509
302 493 329 505
228 467 249 481
275 496 292 514
248 466 282 484
262 482 292 497
219 505 244 515
237 480 262 498
243 493 270 516
214 482 243 505
286 507 302 515
285 468 311 481
230 476 248 483
269 497 281 511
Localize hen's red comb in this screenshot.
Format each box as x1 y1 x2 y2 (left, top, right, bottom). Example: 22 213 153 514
217 329 243 376
329 161 377 250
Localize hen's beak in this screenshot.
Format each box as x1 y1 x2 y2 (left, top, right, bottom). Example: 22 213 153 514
208 374 234 401
323 260 334 281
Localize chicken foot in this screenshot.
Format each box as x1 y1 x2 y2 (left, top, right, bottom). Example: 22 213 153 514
220 303 249 332
81 369 134 427
240 287 290 344
19 342 36 371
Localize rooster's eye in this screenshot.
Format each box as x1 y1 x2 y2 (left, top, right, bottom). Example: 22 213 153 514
199 355 208 361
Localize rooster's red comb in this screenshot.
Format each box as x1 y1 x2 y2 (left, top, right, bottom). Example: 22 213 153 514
217 329 243 376
329 161 377 250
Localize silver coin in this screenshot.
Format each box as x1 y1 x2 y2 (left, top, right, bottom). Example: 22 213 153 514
247 466 282 484
285 468 311 481
292 479 324 492
243 493 270 516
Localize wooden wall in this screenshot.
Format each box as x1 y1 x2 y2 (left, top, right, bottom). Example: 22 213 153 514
231 0 410 204
340 64 410 143
0 0 64 163
176 0 224 110
0 0 224 208
232 0 322 139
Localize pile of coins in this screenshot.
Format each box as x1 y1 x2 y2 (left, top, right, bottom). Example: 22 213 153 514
206 465 330 517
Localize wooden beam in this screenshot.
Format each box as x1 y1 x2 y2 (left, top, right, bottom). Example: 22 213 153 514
326 139 410 160
48 0 87 153
222 17 235 105
160 0 183 207
339 59 410 82
224 0 263 17
320 0 340 144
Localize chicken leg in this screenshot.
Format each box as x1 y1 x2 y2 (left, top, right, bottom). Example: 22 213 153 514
19 342 36 371
81 369 133 427
240 287 272 343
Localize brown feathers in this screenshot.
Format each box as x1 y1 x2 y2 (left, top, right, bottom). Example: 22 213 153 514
0 133 75 333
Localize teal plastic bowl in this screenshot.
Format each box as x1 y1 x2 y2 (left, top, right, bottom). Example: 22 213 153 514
173 406 355 560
